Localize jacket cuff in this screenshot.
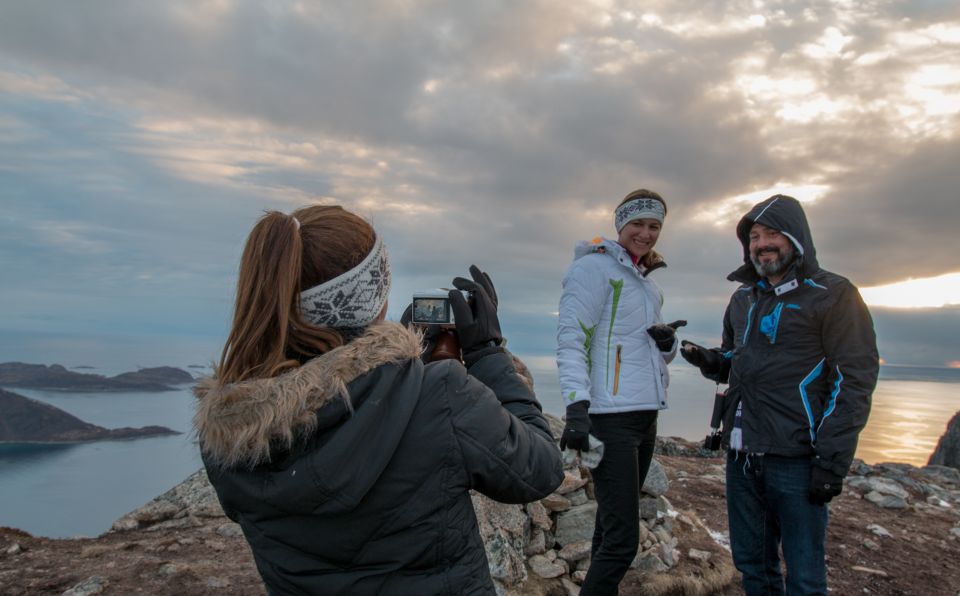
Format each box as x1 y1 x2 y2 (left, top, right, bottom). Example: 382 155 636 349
463 344 506 368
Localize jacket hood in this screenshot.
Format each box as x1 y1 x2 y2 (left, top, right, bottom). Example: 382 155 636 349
194 321 423 470
729 194 819 284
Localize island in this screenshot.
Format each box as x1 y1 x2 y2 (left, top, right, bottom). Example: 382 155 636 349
0 389 180 442
0 362 194 392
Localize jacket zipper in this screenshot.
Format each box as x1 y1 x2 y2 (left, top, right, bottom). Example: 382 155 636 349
613 344 622 395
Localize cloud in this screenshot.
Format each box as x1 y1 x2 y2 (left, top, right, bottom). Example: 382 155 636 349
1 0 959 367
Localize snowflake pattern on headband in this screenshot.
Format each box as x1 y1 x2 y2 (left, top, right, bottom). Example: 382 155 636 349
299 236 391 328
615 198 665 231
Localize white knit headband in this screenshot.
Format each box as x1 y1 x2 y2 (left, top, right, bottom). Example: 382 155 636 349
299 234 391 329
615 198 665 232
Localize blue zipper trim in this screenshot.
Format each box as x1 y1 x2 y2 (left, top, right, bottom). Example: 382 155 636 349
798 358 824 444
804 279 827 290
742 300 756 344
817 365 844 433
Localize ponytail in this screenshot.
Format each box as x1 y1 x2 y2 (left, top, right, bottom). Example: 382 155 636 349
216 206 375 385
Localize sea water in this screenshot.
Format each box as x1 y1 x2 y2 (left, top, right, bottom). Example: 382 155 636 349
1 358 958 538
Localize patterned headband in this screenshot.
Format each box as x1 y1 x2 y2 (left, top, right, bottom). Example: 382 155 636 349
299 234 391 329
615 198 665 232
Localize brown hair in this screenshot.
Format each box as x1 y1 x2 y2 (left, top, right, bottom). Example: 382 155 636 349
617 188 667 269
215 205 376 385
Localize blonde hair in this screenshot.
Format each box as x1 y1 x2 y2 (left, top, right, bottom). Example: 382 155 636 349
216 206 376 385
617 189 667 269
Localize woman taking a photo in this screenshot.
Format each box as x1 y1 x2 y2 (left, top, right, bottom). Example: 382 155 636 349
556 189 679 596
195 205 562 595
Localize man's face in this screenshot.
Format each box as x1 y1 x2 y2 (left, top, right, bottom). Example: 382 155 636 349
749 222 794 279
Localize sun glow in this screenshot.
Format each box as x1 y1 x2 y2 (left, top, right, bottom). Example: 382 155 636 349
860 272 960 309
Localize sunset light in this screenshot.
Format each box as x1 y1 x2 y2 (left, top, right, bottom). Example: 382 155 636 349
860 272 960 309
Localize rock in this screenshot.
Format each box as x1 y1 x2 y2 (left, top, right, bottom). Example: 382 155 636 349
158 563 181 576
688 548 712 562
862 538 880 551
528 554 567 579
111 517 140 532
641 459 669 496
557 540 592 563
921 465 960 486
526 501 552 531
472 494 528 586
867 524 892 538
865 491 909 509
554 502 598 546
847 476 910 500
62 575 108 596
632 549 668 573
928 411 960 470
524 528 547 556
567 488 589 506
561 577 581 595
215 523 243 537
5 543 22 555
638 496 658 520
540 493 571 512
950 527 960 540
556 470 589 495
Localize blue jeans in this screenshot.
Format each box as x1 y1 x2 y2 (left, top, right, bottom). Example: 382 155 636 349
726 452 828 596
580 410 658 596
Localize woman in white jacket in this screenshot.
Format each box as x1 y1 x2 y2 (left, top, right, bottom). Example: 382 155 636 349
556 189 679 596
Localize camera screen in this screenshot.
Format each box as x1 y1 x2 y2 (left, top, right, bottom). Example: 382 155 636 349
412 297 451 324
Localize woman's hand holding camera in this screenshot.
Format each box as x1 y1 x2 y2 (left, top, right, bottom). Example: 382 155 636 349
449 265 503 366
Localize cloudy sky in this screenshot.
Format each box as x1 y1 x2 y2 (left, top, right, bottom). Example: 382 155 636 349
1 0 959 370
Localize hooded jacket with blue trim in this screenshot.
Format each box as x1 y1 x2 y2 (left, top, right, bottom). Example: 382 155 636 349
557 237 676 414
718 195 878 476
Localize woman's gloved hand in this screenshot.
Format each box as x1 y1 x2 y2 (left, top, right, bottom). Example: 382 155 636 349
560 400 591 452
449 265 503 365
646 320 686 352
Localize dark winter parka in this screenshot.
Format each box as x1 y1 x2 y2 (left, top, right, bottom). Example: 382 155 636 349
194 322 563 596
719 195 879 476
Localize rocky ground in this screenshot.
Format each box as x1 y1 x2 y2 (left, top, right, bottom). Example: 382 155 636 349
2 437 959 595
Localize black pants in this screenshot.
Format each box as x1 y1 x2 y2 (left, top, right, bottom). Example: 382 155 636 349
581 410 658 596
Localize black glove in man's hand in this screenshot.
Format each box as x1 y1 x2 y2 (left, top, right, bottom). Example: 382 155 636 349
450 265 503 362
647 321 683 352
680 340 722 374
559 400 591 452
809 466 844 505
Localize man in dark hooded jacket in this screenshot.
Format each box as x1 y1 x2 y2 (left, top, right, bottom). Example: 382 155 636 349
680 194 878 595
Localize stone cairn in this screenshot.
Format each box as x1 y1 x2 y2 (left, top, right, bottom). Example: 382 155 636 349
472 414 690 596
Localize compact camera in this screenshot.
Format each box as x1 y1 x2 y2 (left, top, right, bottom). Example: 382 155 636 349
411 289 471 326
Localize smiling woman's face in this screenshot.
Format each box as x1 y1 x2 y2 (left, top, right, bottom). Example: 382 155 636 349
617 218 661 260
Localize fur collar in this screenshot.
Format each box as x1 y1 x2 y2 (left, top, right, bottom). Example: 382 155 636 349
194 322 423 469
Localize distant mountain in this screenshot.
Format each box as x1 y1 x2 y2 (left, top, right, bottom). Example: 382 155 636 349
0 362 194 392
0 389 179 442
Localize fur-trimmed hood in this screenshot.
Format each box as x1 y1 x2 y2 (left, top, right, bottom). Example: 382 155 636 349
194 321 423 470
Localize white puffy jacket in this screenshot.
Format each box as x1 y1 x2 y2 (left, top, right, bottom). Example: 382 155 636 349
556 237 675 414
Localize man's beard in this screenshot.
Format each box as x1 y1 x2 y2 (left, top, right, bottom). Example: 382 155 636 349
751 243 795 278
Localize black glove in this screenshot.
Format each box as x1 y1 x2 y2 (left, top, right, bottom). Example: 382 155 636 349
559 400 591 452
647 319 686 352
809 466 844 505
449 265 503 363
680 340 723 375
